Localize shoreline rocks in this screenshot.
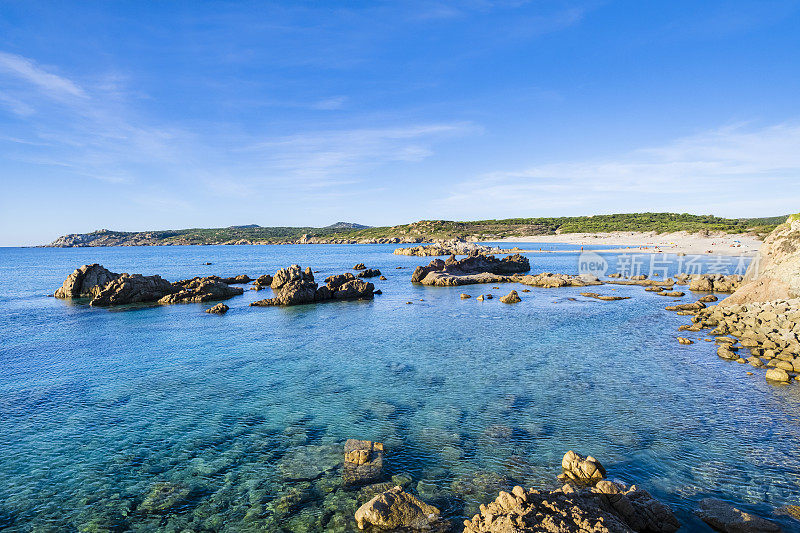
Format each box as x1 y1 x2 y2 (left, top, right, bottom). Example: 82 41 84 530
395 238 521 257
463 482 679 533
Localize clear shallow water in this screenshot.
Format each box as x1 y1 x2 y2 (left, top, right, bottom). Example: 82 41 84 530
1 244 800 532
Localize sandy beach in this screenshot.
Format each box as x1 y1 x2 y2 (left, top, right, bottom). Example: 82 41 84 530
492 231 762 256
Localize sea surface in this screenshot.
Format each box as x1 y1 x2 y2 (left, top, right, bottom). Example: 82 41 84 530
1 244 799 532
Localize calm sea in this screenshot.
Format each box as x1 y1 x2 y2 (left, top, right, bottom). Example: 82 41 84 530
1 244 799 532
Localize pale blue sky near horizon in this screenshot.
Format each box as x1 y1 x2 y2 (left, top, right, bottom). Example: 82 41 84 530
1 1 799 246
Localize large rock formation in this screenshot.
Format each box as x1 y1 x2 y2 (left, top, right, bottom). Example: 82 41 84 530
55 265 245 307
412 254 530 286
721 214 800 306
354 486 444 531
462 481 678 533
54 264 120 299
90 273 176 307
251 266 375 306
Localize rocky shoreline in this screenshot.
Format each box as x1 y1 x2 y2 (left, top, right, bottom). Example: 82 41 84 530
394 239 522 257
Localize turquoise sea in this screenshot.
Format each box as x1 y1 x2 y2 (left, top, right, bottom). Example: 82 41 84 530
1 244 799 532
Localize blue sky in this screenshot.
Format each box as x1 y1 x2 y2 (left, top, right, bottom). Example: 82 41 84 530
1 1 799 246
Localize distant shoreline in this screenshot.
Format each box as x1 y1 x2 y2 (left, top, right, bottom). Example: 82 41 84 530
488 230 762 256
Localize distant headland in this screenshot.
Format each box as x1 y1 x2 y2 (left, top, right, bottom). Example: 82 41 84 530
43 213 785 247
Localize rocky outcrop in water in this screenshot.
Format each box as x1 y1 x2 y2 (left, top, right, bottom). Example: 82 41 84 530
412 254 530 286
355 486 444 531
500 291 521 304
251 266 375 306
462 480 679 533
343 439 384 487
687 274 742 293
55 265 246 307
158 277 244 304
54 264 120 299
205 303 229 314
559 451 606 486
394 239 520 257
90 273 176 307
357 268 382 278
220 274 252 285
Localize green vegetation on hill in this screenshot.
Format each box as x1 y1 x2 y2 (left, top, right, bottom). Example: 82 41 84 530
47 213 786 247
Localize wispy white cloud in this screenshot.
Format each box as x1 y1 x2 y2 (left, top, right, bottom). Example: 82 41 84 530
440 122 800 216
311 96 347 110
0 51 87 99
238 122 474 182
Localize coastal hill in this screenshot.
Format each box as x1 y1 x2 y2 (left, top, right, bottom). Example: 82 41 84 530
44 213 785 247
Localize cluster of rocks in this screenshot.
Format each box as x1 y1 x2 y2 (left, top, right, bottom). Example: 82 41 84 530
394 239 521 257
462 451 679 533
694 300 800 383
675 273 743 293
667 215 800 384
412 254 531 286
250 266 375 307
53 264 246 307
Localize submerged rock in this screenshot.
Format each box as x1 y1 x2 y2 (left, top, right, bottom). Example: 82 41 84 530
581 292 631 301
343 439 385 487
695 498 781 532
354 486 444 531
139 482 191 513
54 264 120 299
277 443 342 481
